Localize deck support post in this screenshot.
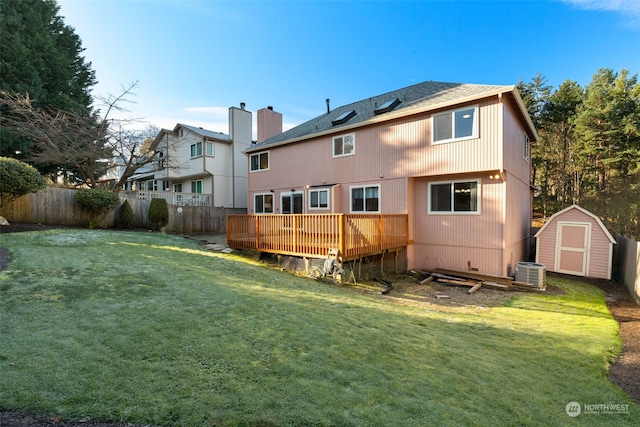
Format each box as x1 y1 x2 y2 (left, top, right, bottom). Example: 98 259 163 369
395 249 398 273
304 257 309 274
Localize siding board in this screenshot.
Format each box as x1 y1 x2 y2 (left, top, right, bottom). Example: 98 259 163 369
247 95 532 276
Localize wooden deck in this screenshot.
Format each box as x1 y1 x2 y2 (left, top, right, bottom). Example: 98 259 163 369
227 214 408 260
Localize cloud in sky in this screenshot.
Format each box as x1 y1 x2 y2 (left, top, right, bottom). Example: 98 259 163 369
563 0 640 26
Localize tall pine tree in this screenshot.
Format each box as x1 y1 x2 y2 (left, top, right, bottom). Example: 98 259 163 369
0 0 96 160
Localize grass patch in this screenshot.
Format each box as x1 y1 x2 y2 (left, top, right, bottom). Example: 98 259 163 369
0 229 638 426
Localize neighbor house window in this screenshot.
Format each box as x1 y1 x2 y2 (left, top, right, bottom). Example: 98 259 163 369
254 194 273 214
191 180 202 194
351 185 379 213
432 106 478 143
174 183 183 192
190 142 202 158
429 180 480 213
206 141 214 156
250 152 269 172
309 189 329 209
333 133 355 157
523 133 530 161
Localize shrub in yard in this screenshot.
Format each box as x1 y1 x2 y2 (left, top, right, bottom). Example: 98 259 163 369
75 188 119 228
148 198 169 231
0 156 47 207
116 200 136 229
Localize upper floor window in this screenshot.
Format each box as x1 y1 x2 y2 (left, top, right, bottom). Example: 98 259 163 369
174 183 183 193
254 193 273 214
309 189 329 210
523 133 530 161
333 133 355 158
206 141 214 156
190 142 202 158
429 180 480 214
250 151 269 172
432 106 478 144
351 185 379 213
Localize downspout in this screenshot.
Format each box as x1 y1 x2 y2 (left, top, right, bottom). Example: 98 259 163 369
232 134 235 209
230 110 235 209
498 92 507 275
202 137 215 206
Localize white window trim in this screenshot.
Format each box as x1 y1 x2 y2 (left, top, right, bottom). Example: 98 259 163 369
349 184 381 214
332 133 356 158
250 151 270 172
428 179 481 215
308 188 330 210
280 191 304 214
432 105 479 144
206 141 214 157
191 179 203 194
190 141 203 158
253 193 274 214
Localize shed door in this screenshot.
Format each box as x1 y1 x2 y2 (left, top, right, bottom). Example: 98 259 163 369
555 222 591 276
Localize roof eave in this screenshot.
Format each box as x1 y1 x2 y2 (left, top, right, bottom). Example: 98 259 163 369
508 87 539 141
150 129 178 150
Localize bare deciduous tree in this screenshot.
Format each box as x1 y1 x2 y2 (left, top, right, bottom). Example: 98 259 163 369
1 81 178 193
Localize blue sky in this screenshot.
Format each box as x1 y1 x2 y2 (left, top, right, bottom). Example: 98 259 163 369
57 0 640 137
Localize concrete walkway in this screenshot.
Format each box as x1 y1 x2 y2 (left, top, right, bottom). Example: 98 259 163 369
182 232 233 253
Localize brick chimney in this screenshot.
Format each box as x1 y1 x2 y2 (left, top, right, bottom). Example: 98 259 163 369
257 106 283 143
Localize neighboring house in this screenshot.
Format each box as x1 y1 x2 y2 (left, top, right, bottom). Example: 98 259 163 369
96 155 127 188
127 104 252 208
242 80 538 276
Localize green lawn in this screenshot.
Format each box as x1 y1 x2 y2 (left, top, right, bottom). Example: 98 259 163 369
0 229 637 426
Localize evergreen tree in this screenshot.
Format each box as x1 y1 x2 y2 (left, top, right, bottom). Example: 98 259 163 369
517 74 553 217
543 80 584 208
573 69 640 235
0 0 96 160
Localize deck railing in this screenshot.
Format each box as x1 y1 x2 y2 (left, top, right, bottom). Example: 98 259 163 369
227 214 408 260
120 190 211 207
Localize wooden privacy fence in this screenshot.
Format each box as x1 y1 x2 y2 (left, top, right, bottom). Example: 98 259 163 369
614 235 640 305
227 213 409 260
0 187 90 227
0 187 245 234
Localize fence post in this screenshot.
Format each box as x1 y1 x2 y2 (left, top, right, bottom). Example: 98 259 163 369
339 214 345 258
255 215 260 249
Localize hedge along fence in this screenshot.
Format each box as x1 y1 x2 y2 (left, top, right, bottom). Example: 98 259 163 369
0 186 245 234
614 235 640 305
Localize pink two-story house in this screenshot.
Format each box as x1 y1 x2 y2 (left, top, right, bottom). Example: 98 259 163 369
242 81 537 277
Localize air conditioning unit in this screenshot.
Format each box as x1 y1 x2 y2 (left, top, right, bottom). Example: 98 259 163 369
515 262 546 289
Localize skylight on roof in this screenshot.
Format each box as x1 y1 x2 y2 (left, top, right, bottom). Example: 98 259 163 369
332 110 357 126
374 98 401 115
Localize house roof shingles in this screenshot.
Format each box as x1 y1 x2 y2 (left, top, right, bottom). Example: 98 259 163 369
151 123 230 150
177 123 230 142
247 80 534 153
